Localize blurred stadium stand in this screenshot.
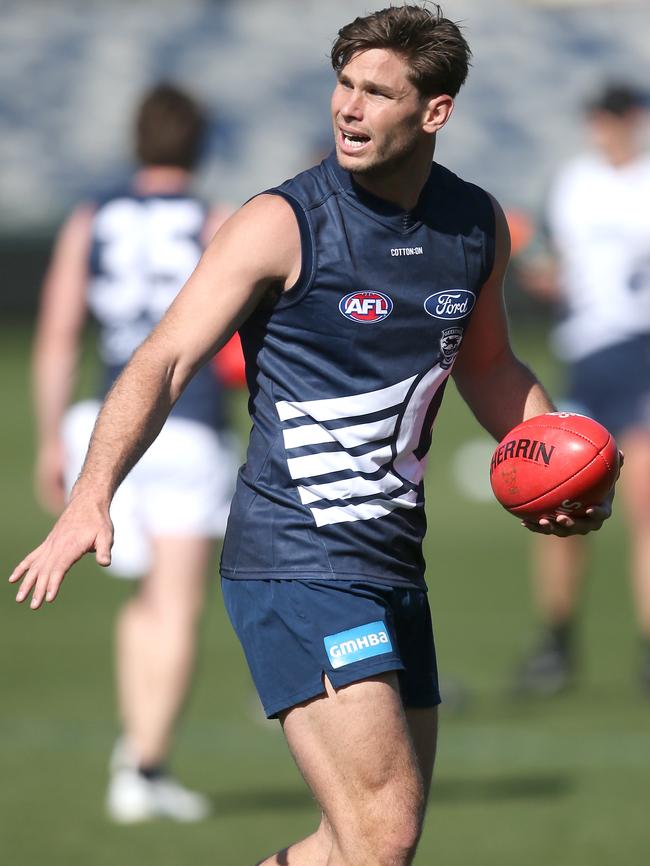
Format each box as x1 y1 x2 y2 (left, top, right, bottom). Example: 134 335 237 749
1 0 648 311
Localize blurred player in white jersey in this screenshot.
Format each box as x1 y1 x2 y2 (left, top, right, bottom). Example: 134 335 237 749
515 82 650 695
32 83 238 820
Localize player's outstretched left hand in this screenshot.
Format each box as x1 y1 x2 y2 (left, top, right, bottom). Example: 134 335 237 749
8 493 114 609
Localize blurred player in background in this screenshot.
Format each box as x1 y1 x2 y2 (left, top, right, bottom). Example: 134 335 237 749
31 83 239 821
514 82 650 696
13 7 617 864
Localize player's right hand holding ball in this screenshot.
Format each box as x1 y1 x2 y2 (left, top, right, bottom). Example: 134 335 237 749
489 412 622 536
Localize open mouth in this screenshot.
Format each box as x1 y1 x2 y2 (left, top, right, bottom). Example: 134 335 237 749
339 128 371 151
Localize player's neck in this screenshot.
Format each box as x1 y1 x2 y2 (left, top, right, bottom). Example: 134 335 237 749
132 166 193 195
351 143 435 212
601 141 642 169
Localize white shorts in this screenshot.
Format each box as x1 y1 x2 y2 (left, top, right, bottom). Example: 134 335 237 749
62 400 239 578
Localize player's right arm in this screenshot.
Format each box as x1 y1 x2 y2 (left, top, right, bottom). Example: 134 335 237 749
10 194 301 609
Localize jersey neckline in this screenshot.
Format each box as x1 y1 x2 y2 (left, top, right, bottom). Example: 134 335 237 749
323 151 435 234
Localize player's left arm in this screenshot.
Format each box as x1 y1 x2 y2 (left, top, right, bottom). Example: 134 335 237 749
452 194 615 536
452 194 554 438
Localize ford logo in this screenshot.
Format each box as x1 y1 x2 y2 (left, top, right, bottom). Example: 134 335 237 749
424 289 475 320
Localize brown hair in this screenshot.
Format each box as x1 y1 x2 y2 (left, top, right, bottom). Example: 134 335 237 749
135 83 206 170
331 4 471 98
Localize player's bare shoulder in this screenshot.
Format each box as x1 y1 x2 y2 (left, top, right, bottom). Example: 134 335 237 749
205 193 302 291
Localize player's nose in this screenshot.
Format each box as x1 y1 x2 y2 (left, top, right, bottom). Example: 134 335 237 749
339 90 364 121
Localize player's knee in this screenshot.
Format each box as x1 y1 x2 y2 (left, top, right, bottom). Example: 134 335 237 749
374 806 422 865
368 830 420 865
349 782 424 865
351 826 420 866
165 593 203 628
138 581 202 627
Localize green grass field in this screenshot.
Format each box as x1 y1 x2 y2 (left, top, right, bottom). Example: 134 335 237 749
1 322 648 866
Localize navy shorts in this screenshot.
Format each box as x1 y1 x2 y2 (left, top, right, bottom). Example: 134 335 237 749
564 335 650 438
221 577 441 718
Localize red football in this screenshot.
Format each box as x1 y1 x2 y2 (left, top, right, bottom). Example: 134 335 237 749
489 413 620 520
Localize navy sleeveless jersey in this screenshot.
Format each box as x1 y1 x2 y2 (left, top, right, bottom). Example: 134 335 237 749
221 154 495 588
87 187 226 430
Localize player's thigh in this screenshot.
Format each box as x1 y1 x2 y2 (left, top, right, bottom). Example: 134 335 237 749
405 706 438 800
618 428 650 525
281 671 425 836
222 578 439 721
140 535 215 621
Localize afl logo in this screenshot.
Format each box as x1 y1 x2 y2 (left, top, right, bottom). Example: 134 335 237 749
339 291 393 323
424 289 475 320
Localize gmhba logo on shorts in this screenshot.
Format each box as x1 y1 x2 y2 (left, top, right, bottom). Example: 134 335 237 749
324 620 393 669
339 291 393 323
424 289 475 320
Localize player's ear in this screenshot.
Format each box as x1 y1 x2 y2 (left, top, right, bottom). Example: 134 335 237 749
422 94 454 134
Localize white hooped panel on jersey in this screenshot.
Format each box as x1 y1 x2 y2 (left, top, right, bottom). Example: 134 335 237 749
275 363 451 526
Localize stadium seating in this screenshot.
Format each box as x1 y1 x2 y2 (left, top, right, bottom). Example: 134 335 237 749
0 0 648 233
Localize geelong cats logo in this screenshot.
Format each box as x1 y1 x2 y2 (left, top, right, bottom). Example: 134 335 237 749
339 291 393 323
439 327 464 369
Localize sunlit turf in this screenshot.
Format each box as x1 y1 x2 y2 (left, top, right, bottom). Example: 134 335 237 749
2 322 648 866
